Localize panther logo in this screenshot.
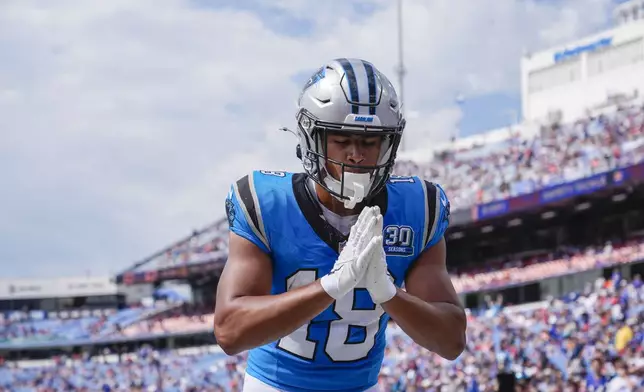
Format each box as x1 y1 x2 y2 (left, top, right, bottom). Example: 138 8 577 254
225 198 235 229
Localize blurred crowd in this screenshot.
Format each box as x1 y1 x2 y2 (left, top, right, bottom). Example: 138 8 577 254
134 103 644 275
0 346 232 392
0 305 173 346
0 274 641 391
378 274 643 391
3 94 644 392
3 237 643 345
119 304 213 338
394 104 644 211
451 238 644 294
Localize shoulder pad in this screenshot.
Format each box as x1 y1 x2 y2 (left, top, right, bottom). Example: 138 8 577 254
421 180 450 249
230 172 271 251
387 175 419 186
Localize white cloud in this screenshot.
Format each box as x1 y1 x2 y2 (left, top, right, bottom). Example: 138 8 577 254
0 0 612 277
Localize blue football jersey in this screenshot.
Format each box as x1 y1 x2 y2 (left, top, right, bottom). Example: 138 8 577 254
224 171 450 392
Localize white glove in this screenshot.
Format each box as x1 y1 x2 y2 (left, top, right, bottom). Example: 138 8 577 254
320 206 381 300
365 212 397 305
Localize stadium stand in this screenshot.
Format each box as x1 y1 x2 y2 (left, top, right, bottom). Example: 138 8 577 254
0 274 641 390
113 103 644 284
394 102 644 210
3 79 644 391
0 302 182 350
0 98 642 391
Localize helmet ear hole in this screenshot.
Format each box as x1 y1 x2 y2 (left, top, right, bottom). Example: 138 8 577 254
296 144 302 160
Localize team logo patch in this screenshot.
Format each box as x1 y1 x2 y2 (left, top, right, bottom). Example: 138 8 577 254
225 198 235 229
303 66 326 91
298 67 326 104
439 188 451 225
383 225 414 256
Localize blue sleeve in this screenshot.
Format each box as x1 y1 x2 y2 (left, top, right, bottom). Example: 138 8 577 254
423 182 451 251
225 184 271 254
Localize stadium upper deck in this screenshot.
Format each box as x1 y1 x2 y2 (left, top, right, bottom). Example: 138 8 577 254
7 107 642 352
521 12 644 123
116 99 644 285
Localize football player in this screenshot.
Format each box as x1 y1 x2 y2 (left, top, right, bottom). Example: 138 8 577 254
214 58 466 392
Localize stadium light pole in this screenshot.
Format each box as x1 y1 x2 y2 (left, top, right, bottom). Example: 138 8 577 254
396 0 407 151
455 94 465 140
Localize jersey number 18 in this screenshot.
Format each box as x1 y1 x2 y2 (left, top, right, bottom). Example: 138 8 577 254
276 269 388 362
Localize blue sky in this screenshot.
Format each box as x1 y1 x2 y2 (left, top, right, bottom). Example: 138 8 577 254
0 0 615 279
457 93 521 137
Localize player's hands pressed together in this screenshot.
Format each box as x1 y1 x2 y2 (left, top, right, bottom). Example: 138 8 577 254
356 208 466 359
320 206 384 300
363 212 397 305
321 204 397 305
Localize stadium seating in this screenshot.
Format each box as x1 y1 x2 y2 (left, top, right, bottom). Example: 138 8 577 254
2 103 643 390
125 103 644 289
394 103 644 211
0 274 641 391
3 235 639 349
0 303 174 348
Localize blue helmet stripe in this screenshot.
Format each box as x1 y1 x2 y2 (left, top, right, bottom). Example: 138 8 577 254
338 58 360 114
362 61 377 115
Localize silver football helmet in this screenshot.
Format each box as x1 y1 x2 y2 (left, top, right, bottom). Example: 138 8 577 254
286 58 405 209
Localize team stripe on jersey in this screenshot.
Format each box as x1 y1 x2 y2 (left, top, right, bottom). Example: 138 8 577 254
234 173 270 251
421 181 440 248
338 58 360 114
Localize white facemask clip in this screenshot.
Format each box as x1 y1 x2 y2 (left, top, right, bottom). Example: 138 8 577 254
324 171 371 209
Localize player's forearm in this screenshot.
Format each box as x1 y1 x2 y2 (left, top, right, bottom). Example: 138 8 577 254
214 280 334 355
382 288 466 360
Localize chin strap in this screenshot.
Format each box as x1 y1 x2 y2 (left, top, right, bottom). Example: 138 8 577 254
324 171 371 209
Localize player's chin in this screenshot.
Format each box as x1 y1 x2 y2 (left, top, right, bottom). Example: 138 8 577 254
345 168 371 174
343 164 376 175
327 162 373 176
